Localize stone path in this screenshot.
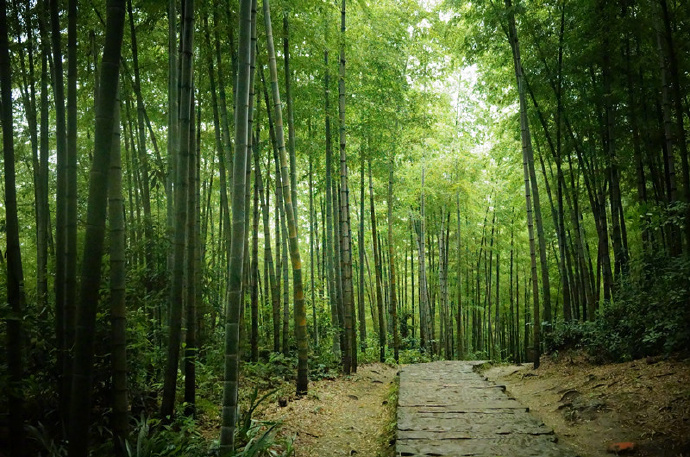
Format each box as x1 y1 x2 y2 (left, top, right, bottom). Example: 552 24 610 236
396 361 578 457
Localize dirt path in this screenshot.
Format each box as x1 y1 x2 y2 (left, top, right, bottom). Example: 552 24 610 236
483 355 690 457
262 363 398 457
397 361 576 457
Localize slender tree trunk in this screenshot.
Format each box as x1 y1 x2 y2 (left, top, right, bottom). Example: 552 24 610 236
599 0 628 278
49 0 70 419
283 13 298 225
213 6 234 247
1 2 27 451
37 11 50 316
456 194 463 359
256 137 279 354
263 0 308 394
495 227 500 358
220 0 253 451
241 7 258 359
203 13 232 286
65 0 79 398
127 0 155 288
388 157 400 362
358 158 367 350
335 184 345 357
416 164 430 352
310 157 319 347
166 0 177 276
184 96 199 417
369 162 387 361
324 21 341 357
505 0 541 368
337 0 354 373
277 150 289 356
508 218 510 361
553 10 574 320
659 0 690 254
251 138 260 362
411 228 415 339
14 7 39 322
68 2 126 455
109 89 128 456
439 215 448 359
260 66 283 353
161 0 195 421
487 212 495 358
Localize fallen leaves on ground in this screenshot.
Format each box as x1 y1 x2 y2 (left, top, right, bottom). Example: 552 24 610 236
483 353 690 457
260 363 398 457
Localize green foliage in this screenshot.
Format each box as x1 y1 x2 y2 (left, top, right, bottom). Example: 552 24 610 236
120 389 293 457
357 339 386 365
394 349 434 365
233 385 294 457
242 353 297 389
124 415 207 457
545 255 690 363
26 422 67 457
237 388 279 446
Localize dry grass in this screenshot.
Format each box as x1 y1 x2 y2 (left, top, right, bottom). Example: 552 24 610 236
260 363 398 457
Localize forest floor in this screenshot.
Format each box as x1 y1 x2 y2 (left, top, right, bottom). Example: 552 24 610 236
482 353 690 457
236 354 690 457
259 362 398 457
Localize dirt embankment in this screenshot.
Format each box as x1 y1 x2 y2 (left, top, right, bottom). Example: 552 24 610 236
482 354 690 457
262 363 398 457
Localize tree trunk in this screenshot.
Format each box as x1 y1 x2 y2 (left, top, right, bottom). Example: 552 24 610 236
388 156 400 362
37 8 50 318
659 0 690 254
109 88 128 456
260 65 282 353
166 0 177 277
505 0 541 368
276 148 289 356
337 0 354 374
310 157 319 347
251 137 260 363
324 22 341 358
203 13 232 286
411 227 415 339
68 2 126 455
65 0 79 400
416 165 431 352
127 0 155 289
161 0 195 421
283 13 298 226
1 1 27 451
49 0 70 419
358 158 367 350
256 135 280 354
220 0 254 451
370 162 387 361
184 96 199 417
263 0 308 394
456 194 464 360
335 183 345 358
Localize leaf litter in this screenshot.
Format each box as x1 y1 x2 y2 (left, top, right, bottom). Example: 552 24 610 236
260 362 398 457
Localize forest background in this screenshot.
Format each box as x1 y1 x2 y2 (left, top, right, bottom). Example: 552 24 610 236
1 0 689 455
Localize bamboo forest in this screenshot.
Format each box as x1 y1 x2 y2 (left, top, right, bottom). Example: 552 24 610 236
1 0 690 455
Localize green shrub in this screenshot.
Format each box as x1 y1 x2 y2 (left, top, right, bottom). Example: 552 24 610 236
544 254 690 362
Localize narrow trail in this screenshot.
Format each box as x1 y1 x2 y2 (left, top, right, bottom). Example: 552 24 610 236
397 361 577 457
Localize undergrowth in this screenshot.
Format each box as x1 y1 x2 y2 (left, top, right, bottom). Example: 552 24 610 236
544 253 690 363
